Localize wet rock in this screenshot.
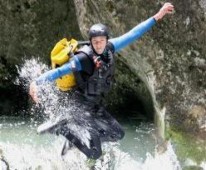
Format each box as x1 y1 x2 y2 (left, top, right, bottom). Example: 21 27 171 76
155 140 169 155
184 105 206 139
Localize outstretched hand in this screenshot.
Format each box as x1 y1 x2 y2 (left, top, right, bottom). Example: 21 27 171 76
153 2 174 21
29 81 39 103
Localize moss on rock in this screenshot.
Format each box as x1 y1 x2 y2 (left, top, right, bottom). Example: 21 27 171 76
166 127 206 165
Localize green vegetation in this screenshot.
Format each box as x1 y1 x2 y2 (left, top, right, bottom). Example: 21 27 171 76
166 127 206 164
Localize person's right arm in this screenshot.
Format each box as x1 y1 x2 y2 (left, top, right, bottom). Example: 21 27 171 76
35 56 82 84
29 55 82 102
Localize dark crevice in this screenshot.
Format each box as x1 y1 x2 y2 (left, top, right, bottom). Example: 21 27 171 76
0 55 7 65
106 58 155 123
0 84 29 116
24 2 31 9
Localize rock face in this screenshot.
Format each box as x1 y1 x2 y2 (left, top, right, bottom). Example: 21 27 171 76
0 0 82 114
0 0 81 85
0 0 205 136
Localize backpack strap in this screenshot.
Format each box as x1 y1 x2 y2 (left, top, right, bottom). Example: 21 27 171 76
76 45 93 58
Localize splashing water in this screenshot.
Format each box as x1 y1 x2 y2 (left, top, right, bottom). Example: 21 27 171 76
15 57 49 87
142 142 181 170
16 57 94 149
0 138 182 170
0 58 184 169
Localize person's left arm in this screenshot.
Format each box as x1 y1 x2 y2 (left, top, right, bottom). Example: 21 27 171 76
109 17 156 52
109 2 174 53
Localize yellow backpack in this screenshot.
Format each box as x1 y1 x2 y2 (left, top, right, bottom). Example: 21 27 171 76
50 38 79 91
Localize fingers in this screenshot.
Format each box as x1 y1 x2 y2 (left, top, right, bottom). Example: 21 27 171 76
32 92 39 103
29 82 39 103
153 2 174 21
161 2 174 14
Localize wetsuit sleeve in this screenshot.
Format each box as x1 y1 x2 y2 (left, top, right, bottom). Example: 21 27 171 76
35 56 82 85
109 17 156 53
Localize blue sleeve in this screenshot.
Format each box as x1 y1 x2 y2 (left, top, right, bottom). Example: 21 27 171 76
109 17 156 52
35 56 82 85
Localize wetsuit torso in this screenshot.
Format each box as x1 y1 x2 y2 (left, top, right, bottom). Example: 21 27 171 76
73 42 115 100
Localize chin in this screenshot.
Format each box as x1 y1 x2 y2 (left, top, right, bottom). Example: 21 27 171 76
96 51 103 55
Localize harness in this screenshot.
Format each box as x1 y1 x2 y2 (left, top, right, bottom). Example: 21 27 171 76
74 45 115 96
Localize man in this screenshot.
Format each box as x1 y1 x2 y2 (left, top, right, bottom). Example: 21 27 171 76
30 3 174 159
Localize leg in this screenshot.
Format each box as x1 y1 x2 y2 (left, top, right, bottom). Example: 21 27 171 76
59 125 102 160
94 107 125 142
61 140 73 156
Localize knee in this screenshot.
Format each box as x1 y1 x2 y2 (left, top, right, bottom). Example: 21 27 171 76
110 128 125 141
117 129 125 140
87 147 102 160
119 129 125 139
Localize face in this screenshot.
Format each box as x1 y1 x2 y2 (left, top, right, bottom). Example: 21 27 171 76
91 36 107 55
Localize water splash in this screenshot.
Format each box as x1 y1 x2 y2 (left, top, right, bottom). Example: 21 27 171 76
143 141 181 170
200 162 206 170
17 58 94 149
2 58 183 169
15 57 49 87
0 140 89 170
0 139 183 170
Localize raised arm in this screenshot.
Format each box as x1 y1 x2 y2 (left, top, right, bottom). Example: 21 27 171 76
109 17 156 52
109 3 174 53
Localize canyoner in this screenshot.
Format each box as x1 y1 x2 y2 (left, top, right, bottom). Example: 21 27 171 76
29 3 174 160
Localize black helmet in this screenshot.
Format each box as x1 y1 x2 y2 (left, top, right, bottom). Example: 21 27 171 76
89 23 109 39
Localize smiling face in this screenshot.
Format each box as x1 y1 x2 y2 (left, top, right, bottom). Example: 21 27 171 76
91 36 107 55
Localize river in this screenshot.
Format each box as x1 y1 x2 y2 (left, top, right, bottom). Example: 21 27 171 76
0 116 182 170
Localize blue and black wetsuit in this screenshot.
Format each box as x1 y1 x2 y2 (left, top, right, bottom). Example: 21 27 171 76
36 17 156 159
